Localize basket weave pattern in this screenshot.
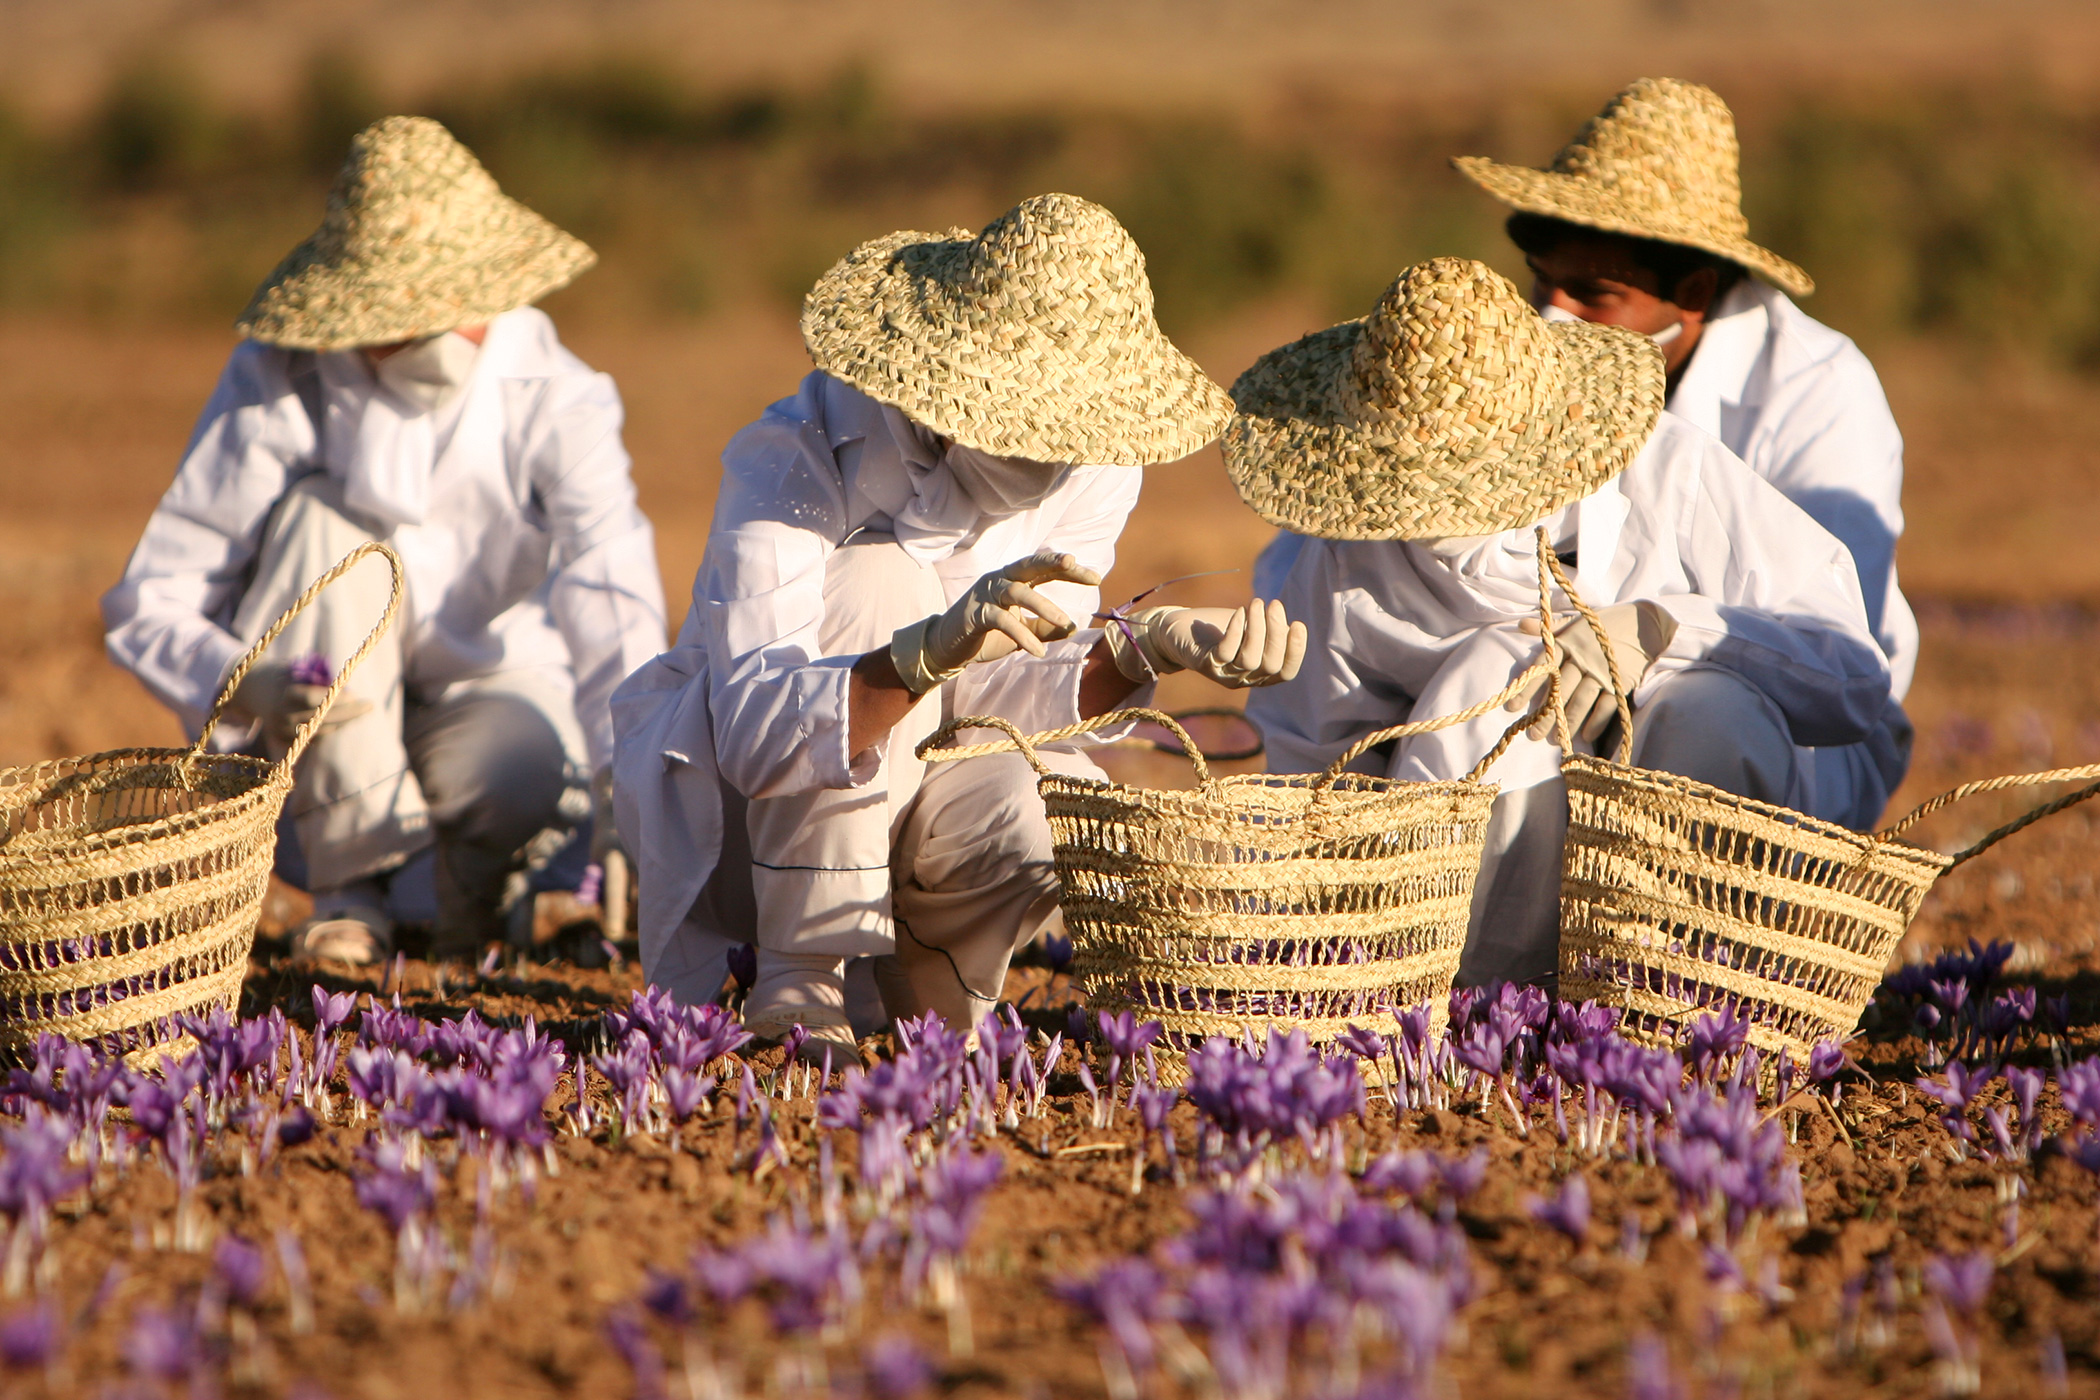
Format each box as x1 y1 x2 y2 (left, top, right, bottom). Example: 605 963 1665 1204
1558 754 1947 1058
1538 541 2100 1059
921 684 1553 1072
0 543 402 1066
1047 768 1495 1056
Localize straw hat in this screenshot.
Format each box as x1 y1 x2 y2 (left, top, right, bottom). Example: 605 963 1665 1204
236 116 596 351
1223 258 1665 541
801 193 1232 466
1454 78 1813 298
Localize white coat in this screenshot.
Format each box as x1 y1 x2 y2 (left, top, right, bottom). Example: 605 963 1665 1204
1245 413 1894 821
1668 278 1916 699
100 307 667 771
610 372 1143 992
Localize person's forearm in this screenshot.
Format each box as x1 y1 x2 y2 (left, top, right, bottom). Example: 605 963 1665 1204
1079 636 1143 718
848 647 921 759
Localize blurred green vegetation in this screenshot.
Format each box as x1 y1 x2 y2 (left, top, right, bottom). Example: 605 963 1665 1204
1 54 2097 369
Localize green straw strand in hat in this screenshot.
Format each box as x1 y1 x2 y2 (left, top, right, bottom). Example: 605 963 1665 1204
1454 77 1813 298
801 192 1233 467
236 116 596 351
1224 257 1666 541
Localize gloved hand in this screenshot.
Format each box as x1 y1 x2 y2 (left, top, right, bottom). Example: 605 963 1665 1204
1105 600 1309 688
1509 600 1679 743
229 664 373 745
890 551 1102 695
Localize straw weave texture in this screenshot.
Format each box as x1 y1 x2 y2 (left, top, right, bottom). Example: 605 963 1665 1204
1542 546 2100 1060
0 544 401 1067
801 193 1233 467
1454 77 1813 298
237 116 595 351
1558 754 1947 1061
1224 258 1664 541
921 707 1526 1077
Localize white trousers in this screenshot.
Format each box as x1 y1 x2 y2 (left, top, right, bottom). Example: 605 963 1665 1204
235 476 588 950
667 534 1093 1029
1453 666 1800 989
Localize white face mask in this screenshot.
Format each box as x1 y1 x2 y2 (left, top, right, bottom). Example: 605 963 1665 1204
1538 300 1683 346
941 442 1070 516
372 331 482 413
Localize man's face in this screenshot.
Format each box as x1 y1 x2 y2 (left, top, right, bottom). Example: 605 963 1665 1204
1525 236 1715 376
1524 238 1678 334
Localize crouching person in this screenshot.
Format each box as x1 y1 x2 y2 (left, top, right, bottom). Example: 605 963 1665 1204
613 194 1306 1056
102 117 668 965
1235 259 1891 988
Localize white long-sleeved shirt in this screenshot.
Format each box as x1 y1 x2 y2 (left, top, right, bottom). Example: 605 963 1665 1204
610 372 1143 962
1668 279 1916 699
101 307 667 770
1246 413 1894 814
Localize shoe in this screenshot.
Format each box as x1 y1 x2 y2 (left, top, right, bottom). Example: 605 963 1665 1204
744 951 861 1064
289 905 393 965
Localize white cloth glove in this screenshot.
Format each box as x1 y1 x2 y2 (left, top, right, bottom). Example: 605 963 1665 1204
889 551 1102 695
1510 600 1678 742
1105 600 1309 688
229 664 373 745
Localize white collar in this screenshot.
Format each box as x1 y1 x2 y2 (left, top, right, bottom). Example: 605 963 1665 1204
1667 279 1774 436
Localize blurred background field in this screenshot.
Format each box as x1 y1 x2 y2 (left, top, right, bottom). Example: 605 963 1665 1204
5 0 2100 808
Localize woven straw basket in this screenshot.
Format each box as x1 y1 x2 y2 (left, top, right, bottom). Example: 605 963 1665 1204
0 543 402 1067
919 684 1552 1070
1536 546 2100 1061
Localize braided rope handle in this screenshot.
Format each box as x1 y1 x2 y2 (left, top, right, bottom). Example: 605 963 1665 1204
1537 534 1634 764
1316 659 1553 788
917 708 1215 789
188 542 406 783
1875 762 2100 867
1536 530 2100 870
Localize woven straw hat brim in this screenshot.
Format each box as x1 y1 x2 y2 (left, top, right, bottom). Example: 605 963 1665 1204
802 226 1233 467
237 216 595 351
1454 156 1814 299
1224 316 1665 541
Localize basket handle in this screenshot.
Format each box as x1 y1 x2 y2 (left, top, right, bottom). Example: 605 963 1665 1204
1314 659 1554 788
1874 762 2100 868
189 542 406 781
1535 532 1635 765
917 708 1215 789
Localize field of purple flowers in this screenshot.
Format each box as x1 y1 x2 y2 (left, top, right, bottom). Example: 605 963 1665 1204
3 906 2100 1400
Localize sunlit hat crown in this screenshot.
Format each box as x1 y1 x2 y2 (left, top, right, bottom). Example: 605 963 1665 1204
801 192 1232 466
1454 77 1813 298
236 116 595 350
1224 258 1666 540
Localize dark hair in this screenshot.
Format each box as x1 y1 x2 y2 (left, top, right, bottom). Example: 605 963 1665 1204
1506 213 1746 304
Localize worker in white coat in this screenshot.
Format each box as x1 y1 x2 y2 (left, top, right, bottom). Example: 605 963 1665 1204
613 194 1306 1056
102 117 667 964
1235 258 1891 988
1451 76 1915 830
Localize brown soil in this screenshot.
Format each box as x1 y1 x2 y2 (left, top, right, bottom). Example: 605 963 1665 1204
8 290 2100 1396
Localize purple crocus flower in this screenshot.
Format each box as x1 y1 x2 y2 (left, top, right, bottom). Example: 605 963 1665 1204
0 1302 61 1371
1684 1006 1748 1084
287 653 334 687
604 1306 667 1400
121 1306 204 1386
862 1334 934 1400
212 1235 270 1308
2058 1058 2100 1129
1626 1332 1684 1400
1526 1173 1590 1243
1923 1251 1994 1316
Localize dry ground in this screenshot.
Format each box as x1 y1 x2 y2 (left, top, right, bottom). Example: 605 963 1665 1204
9 309 2100 1398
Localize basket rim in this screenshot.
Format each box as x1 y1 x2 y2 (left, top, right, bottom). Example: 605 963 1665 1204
0 745 284 865
1560 752 1953 874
